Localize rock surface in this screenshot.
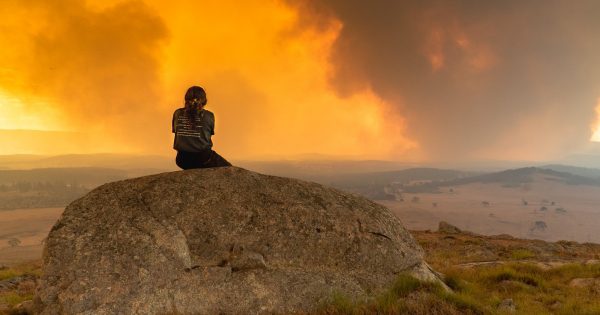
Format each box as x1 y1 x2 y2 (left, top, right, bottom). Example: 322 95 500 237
34 167 437 314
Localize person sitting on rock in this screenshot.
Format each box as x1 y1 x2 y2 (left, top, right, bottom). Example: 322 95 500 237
172 86 232 169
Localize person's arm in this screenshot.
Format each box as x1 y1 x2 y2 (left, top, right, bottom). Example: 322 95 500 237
210 112 215 135
172 110 177 133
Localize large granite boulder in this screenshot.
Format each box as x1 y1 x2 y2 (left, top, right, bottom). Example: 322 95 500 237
34 167 438 314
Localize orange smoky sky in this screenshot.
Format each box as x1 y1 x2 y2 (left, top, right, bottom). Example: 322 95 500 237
1 0 600 162
0 0 415 160
291 0 600 161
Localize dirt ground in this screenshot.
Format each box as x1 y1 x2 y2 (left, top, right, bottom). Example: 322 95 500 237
0 208 63 266
381 175 600 243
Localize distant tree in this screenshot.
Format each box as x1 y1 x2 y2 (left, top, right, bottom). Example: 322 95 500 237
551 201 556 206
555 207 567 213
8 238 21 247
531 221 547 232
540 206 548 211
482 201 490 206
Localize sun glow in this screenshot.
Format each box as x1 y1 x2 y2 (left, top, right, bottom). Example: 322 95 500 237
591 99 600 142
0 89 63 131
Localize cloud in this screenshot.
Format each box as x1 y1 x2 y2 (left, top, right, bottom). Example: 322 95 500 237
290 0 600 161
0 0 416 159
0 0 168 152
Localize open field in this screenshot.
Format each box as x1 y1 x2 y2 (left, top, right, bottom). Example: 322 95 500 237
382 174 600 243
0 208 63 266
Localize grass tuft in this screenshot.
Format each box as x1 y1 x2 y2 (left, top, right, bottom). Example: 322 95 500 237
510 249 536 260
1 292 34 307
316 273 486 315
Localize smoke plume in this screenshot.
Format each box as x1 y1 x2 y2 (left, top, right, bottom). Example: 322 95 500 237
291 0 600 161
3 0 600 161
0 0 168 152
1 0 414 159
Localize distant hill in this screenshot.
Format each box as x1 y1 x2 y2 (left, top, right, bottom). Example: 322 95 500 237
0 154 413 176
0 153 176 171
397 167 600 194
0 167 165 210
236 159 415 180
0 167 161 187
312 168 474 200
440 167 600 187
542 164 600 180
325 167 473 187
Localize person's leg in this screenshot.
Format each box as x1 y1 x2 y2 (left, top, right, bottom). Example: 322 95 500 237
176 151 191 169
202 150 232 168
176 151 205 170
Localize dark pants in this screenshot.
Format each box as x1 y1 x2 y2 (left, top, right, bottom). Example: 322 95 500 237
176 150 232 170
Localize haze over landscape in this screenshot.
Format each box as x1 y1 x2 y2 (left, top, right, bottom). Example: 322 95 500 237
2 1 600 314
0 0 600 314
2 0 600 265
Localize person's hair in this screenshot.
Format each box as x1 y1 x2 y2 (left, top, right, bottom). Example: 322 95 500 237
183 86 207 129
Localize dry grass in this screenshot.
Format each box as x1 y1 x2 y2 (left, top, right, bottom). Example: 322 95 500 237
0 261 40 314
314 229 600 315
314 274 484 315
0 262 41 282
313 261 600 314
439 262 600 314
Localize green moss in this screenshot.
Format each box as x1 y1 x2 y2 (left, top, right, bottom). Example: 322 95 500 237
0 263 41 281
0 270 18 281
0 292 33 307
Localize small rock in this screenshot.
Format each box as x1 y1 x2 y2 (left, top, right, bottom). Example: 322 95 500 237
438 221 461 234
498 298 516 312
